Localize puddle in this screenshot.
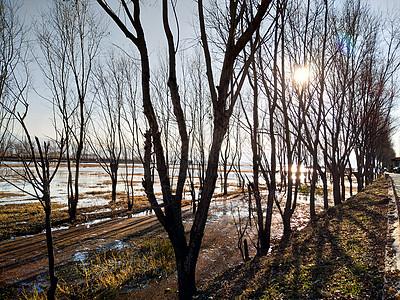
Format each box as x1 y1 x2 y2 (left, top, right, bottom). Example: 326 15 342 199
80 218 111 228
52 226 70 231
112 239 128 250
72 252 87 262
87 208 112 214
130 210 154 218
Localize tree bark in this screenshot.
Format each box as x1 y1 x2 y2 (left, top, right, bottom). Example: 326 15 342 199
332 169 341 206
44 196 58 300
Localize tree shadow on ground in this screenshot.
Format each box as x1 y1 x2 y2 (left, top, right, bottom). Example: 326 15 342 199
199 178 388 299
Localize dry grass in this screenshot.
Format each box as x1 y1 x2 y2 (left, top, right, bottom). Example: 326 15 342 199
0 202 68 241
0 192 25 199
0 195 152 241
19 236 175 300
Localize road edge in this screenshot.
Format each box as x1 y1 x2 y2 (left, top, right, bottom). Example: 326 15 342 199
384 174 400 299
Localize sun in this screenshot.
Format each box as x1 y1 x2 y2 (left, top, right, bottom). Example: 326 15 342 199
293 66 311 87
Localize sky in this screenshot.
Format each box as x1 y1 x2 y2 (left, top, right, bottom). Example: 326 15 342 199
15 0 400 156
19 0 197 138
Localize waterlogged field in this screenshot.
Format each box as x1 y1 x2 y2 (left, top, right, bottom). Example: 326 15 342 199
0 162 255 207
0 192 326 299
0 162 342 207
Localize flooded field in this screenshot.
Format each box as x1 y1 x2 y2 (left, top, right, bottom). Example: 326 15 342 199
0 190 324 297
0 162 252 207
0 161 347 208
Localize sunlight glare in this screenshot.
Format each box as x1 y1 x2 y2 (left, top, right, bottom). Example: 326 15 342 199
293 66 310 87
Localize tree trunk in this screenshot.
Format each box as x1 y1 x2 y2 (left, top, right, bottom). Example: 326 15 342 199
223 167 228 196
44 195 58 300
71 96 85 221
166 227 197 299
111 162 118 203
309 163 317 219
247 183 252 226
282 211 291 240
347 168 353 196
332 169 341 206
355 150 364 192
262 190 274 255
340 169 345 201
66 150 74 219
71 156 81 222
69 199 77 223
189 170 197 214
176 256 196 299
319 169 328 210
111 176 117 203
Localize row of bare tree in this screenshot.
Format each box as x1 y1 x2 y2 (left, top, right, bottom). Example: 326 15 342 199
1 0 399 298
225 0 399 264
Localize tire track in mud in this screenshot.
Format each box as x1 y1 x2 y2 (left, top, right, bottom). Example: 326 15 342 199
0 209 190 287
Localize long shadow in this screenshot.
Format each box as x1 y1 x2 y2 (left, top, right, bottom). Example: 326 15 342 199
199 180 387 299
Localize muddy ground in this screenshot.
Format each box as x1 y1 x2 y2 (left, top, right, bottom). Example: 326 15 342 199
0 193 318 299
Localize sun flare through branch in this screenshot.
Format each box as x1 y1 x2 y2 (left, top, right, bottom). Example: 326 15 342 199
293 66 311 87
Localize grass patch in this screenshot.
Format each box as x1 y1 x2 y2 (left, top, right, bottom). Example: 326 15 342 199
297 184 324 195
0 197 152 241
0 192 25 199
200 177 388 299
20 236 175 299
0 202 68 241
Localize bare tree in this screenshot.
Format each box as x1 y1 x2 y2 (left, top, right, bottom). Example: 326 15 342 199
120 54 142 211
0 0 28 160
96 0 273 298
285 0 330 216
0 103 64 300
353 9 400 188
36 0 105 221
186 49 212 213
88 53 125 204
320 0 381 204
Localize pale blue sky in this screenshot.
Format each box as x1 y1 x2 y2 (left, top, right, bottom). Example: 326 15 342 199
19 0 197 139
16 0 400 155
